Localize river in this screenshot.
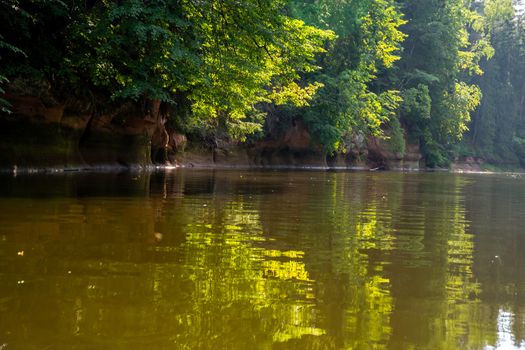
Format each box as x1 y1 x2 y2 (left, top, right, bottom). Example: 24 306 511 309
0 170 524 349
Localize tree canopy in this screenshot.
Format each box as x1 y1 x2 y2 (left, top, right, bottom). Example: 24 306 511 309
2 0 525 167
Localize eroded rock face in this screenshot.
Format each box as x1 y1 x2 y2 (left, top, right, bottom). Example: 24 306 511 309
251 120 327 167
282 119 312 150
450 156 484 172
367 136 422 170
0 94 85 168
145 118 424 170
6 94 65 124
169 132 187 152
1 87 423 170
1 92 153 169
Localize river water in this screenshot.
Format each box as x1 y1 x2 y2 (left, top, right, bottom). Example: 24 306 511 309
0 170 525 349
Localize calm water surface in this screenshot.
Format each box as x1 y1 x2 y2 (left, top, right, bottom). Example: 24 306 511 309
1 170 525 349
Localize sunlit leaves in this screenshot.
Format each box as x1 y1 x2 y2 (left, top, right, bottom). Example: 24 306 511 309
360 0 407 70
401 84 432 123
184 0 334 138
268 82 324 107
441 82 482 140
288 0 406 153
462 0 525 164
394 0 492 166
484 0 515 26
0 0 507 163
50 0 335 141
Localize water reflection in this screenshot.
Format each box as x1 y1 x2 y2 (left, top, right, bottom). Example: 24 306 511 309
0 170 525 349
484 309 525 349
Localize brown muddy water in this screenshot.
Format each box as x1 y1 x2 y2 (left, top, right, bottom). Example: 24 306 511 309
1 170 525 349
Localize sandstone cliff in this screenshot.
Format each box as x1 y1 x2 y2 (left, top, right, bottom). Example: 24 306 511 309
1 91 423 171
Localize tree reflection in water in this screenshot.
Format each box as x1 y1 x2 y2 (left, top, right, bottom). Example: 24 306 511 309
0 170 525 349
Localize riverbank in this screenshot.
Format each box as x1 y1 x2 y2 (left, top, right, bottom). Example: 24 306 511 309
0 95 417 172
3 159 524 176
2 137 523 175
1 93 523 174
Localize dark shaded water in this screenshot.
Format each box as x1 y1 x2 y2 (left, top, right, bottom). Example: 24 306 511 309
1 170 525 349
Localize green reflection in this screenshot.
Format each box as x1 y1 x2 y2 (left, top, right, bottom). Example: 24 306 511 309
0 171 525 349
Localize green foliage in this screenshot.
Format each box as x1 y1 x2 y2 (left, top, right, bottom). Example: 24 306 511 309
421 129 449 167
2 0 524 169
464 2 525 165
483 0 515 27
441 82 482 141
0 76 11 114
393 0 490 166
513 136 525 166
66 0 333 140
185 0 334 139
1 0 333 140
286 0 406 153
0 0 76 82
400 84 431 133
68 0 199 102
0 1 30 113
386 114 406 155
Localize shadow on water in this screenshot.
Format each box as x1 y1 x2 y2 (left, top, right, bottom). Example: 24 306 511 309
0 171 149 198
0 169 289 198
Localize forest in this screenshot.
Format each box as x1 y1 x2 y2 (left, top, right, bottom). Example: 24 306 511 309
3 2 525 348
1 0 524 168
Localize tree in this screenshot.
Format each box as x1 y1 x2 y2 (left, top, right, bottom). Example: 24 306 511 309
1 0 334 143
280 0 406 154
394 0 490 167
183 0 333 141
465 1 525 166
